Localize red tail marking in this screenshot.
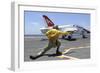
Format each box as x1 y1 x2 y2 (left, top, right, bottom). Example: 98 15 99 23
43 15 55 27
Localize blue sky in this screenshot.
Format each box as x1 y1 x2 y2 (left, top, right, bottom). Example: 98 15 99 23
24 11 90 35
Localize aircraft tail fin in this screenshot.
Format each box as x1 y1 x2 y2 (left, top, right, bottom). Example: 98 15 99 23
43 15 55 27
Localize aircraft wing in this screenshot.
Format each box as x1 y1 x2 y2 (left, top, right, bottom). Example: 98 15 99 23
58 25 78 32
40 27 53 34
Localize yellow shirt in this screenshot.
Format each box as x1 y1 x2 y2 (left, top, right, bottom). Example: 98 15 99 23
46 29 70 41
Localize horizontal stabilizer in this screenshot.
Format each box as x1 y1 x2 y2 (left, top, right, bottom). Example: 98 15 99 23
76 25 90 33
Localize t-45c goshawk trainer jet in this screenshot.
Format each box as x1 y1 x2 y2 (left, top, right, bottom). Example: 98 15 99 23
40 15 90 39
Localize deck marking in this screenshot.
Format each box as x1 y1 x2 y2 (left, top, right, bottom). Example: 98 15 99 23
56 46 90 60
63 46 90 54
57 55 79 60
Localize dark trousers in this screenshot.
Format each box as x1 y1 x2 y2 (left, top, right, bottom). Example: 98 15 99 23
39 40 61 55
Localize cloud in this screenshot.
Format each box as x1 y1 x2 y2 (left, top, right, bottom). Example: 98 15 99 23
31 22 40 25
25 22 42 35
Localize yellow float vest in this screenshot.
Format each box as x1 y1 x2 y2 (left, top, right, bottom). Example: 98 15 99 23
46 29 70 41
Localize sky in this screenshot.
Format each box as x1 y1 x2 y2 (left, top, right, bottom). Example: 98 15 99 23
24 11 90 35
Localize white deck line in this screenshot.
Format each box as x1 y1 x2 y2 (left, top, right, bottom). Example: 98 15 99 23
56 46 90 60
57 55 79 60
63 46 90 54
